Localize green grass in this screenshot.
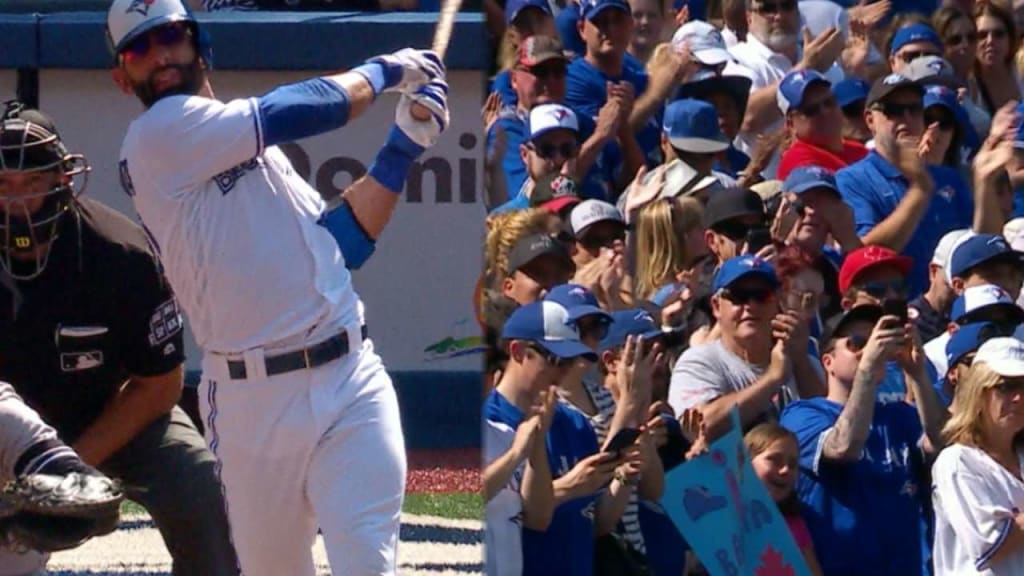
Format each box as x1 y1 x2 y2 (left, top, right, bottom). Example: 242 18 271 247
121 492 483 521
402 492 483 520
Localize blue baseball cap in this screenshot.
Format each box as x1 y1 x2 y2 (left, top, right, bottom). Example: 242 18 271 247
777 69 830 114
579 0 630 20
556 3 586 56
890 23 942 56
782 165 839 196
545 283 613 323
946 322 998 371
949 233 1024 278
501 300 598 360
950 284 1024 325
506 0 552 24
832 78 870 109
924 84 959 114
598 309 664 352
712 255 780 293
663 99 729 153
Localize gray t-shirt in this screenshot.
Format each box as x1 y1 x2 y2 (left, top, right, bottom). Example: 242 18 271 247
668 339 800 420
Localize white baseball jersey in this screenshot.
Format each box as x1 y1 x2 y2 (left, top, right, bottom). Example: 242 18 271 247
483 419 523 576
118 94 362 353
932 443 1024 575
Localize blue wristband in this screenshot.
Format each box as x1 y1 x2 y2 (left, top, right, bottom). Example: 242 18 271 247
368 126 426 194
351 63 389 98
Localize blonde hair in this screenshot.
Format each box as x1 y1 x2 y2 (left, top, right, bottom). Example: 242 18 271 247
943 363 1013 448
483 208 551 288
633 198 703 301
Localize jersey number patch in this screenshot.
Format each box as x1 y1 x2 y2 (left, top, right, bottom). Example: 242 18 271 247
148 298 183 347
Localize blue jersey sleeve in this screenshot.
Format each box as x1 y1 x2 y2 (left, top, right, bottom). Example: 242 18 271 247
780 400 839 477
565 61 606 120
836 166 883 237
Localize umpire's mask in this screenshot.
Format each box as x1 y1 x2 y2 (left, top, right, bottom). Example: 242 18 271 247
0 101 89 280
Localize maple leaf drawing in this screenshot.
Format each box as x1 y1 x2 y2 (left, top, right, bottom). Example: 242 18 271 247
756 546 796 576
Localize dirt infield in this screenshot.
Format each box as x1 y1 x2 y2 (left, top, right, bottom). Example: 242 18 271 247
407 448 480 493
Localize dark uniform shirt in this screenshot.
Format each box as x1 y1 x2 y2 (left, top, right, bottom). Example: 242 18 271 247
0 198 185 442
909 294 947 344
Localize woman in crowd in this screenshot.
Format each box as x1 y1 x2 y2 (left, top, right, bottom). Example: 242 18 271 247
745 423 824 576
972 3 1021 117
932 337 1024 575
632 197 705 302
935 5 978 85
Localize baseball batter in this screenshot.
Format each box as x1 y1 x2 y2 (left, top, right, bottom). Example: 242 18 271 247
105 1 450 574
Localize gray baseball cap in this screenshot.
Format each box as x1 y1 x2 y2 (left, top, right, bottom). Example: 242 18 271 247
902 55 964 90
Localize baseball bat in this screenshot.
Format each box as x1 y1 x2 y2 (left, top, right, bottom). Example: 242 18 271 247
410 0 463 121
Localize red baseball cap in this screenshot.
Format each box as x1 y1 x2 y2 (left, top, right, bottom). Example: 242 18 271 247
839 245 913 293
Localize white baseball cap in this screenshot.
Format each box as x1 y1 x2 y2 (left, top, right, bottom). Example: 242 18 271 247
1004 218 1024 252
933 228 971 267
570 199 625 236
527 103 579 140
944 229 977 284
671 21 732 67
974 337 1024 378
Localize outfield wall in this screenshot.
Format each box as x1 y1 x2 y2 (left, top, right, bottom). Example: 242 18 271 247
0 11 488 448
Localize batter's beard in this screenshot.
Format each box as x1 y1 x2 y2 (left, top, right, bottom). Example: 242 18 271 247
133 59 205 109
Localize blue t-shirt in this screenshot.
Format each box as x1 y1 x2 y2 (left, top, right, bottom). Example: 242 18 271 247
714 145 750 178
836 152 973 298
485 390 601 576
876 361 940 404
488 107 530 204
780 397 929 576
564 56 664 172
491 70 517 110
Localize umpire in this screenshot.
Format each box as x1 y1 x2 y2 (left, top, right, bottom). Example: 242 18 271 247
0 101 238 575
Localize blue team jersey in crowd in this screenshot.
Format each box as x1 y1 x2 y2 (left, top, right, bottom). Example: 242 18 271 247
836 152 973 297
564 56 664 171
492 70 516 110
780 397 929 576
484 390 601 576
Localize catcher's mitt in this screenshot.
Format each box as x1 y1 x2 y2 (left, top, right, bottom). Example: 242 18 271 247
0 472 123 552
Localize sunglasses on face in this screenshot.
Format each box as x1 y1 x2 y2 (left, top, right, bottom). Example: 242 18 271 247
799 96 838 118
898 50 941 64
752 0 796 14
712 220 755 243
843 333 869 354
925 111 956 130
121 22 191 63
720 286 776 305
519 63 568 79
842 102 866 118
530 141 579 161
527 343 576 367
860 279 908 299
946 32 978 46
993 379 1024 396
580 228 625 250
871 101 923 119
979 28 1009 40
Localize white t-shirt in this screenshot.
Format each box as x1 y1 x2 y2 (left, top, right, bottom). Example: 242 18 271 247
119 94 362 353
484 419 523 576
932 443 1024 575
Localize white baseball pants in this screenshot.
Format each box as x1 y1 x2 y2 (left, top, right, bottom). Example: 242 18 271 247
199 334 407 576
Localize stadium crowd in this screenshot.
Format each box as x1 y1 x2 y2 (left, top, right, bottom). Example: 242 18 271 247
479 0 1024 574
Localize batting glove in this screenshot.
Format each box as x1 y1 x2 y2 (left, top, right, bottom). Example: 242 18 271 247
368 49 445 94
395 79 450 149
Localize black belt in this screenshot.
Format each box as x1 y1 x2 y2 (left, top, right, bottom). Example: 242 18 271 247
226 326 368 380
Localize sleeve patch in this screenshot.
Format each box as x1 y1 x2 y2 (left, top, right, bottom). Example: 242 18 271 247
148 298 183 347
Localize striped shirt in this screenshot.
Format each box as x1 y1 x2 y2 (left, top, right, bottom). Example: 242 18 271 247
570 372 647 555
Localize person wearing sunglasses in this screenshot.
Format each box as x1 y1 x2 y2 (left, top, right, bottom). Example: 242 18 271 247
567 199 627 264
888 23 945 74
949 233 1024 300
489 0 557 110
503 232 577 306
776 70 869 181
934 5 978 86
836 74 975 299
932 337 1024 576
670 255 823 438
940 321 1005 411
545 285 663 565
485 300 615 576
780 303 947 576
924 283 1024 379
702 187 766 265
903 56 985 166
832 78 871 144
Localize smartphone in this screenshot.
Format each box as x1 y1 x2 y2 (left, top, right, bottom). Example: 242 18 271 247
603 428 642 457
882 297 908 324
745 227 773 254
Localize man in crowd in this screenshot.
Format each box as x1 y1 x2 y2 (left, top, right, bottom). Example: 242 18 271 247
908 229 970 342
947 232 1024 299
670 255 823 437
833 78 871 143
781 304 947 576
836 73 973 297
887 23 944 75
702 187 766 264
775 70 868 180
567 200 629 309
659 99 738 191
923 283 1024 377
502 233 577 306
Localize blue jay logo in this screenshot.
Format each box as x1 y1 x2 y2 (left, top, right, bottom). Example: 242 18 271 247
682 485 727 521
126 0 157 16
